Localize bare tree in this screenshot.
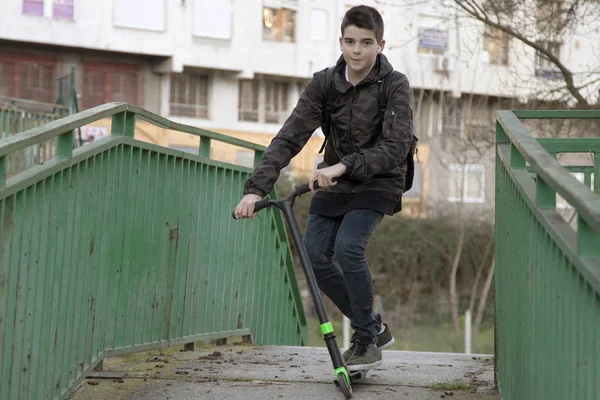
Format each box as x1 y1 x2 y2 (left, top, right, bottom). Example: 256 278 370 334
468 235 494 313
475 255 495 332
378 0 600 106
452 0 600 107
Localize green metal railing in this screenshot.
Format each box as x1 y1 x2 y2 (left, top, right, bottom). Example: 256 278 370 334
0 96 70 179
495 110 600 400
0 103 306 400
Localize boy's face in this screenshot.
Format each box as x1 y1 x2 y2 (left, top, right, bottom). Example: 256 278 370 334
339 25 385 75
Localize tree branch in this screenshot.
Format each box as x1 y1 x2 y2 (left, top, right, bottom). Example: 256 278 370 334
414 229 453 263
454 0 589 106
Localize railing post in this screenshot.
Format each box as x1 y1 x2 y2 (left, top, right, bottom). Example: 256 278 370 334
594 151 599 194
510 144 525 169
496 120 508 143
56 130 74 158
536 175 556 209
578 216 600 258
111 111 135 138
584 171 592 189
253 150 264 167
0 155 5 188
199 137 211 158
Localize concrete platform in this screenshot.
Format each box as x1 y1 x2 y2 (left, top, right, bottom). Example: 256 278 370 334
71 344 500 400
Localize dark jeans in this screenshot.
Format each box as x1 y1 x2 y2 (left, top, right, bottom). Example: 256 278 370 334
303 210 384 342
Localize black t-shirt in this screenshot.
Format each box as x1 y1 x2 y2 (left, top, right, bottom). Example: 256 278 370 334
309 190 402 217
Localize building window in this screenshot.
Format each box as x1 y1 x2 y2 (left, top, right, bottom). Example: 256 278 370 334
264 80 288 124
53 0 73 19
418 27 448 55
0 63 14 98
448 164 485 203
238 80 259 122
0 55 56 103
536 0 564 35
310 9 327 41
22 0 44 16
442 100 464 137
114 0 165 31
238 78 290 124
193 0 232 39
535 41 563 79
23 0 74 19
263 6 296 42
482 0 516 17
169 73 209 118
483 26 509 65
82 62 140 109
20 62 55 102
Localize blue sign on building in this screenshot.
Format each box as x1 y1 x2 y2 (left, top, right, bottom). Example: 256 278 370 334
419 28 448 50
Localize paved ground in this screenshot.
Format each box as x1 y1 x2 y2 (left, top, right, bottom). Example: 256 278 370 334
70 344 500 400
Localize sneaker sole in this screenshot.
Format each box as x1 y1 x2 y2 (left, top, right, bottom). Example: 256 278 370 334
378 337 395 350
347 359 383 372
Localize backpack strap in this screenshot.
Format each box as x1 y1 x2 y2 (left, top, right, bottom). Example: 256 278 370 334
377 77 387 113
324 67 337 114
319 66 337 154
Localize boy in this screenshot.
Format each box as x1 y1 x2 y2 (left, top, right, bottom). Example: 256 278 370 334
233 5 413 371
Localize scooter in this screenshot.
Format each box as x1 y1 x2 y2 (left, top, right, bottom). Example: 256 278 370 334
232 181 367 398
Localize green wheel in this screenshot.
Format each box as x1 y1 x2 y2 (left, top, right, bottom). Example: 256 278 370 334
337 372 353 398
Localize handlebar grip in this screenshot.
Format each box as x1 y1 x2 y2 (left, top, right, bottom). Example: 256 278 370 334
231 198 271 219
295 181 320 196
253 198 271 213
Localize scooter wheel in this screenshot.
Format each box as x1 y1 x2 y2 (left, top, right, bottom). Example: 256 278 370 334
337 374 353 398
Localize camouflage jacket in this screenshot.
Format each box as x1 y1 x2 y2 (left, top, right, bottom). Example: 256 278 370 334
243 54 413 197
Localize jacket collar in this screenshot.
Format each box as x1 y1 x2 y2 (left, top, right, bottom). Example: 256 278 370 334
332 53 393 92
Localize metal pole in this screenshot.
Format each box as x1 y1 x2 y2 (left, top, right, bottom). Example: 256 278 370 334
280 201 346 370
281 202 329 323
343 316 350 350
465 309 472 355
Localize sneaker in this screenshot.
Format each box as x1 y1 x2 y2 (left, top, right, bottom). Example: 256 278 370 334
376 323 395 349
342 339 383 371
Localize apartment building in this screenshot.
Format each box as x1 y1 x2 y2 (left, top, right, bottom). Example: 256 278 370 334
1 0 598 217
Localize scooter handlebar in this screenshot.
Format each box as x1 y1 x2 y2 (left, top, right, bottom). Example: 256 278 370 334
231 198 271 219
253 198 271 213
231 180 320 219
294 180 320 196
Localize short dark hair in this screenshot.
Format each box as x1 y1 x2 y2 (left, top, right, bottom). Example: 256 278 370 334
341 5 384 42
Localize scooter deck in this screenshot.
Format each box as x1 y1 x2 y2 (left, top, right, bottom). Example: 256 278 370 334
349 368 370 382
333 369 369 388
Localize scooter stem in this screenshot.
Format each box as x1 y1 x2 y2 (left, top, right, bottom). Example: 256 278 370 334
278 201 346 372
